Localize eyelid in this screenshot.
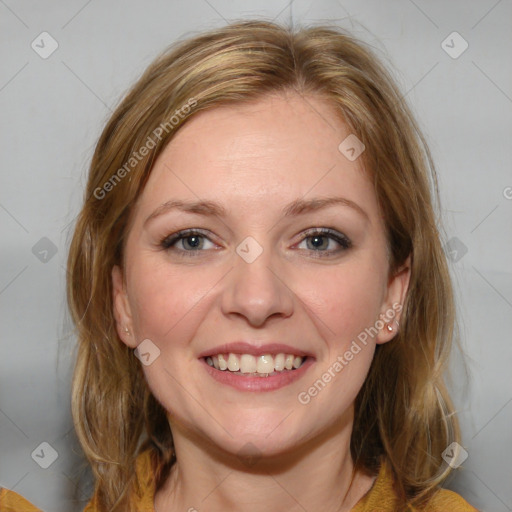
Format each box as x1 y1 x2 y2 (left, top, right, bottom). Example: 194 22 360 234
294 227 352 255
160 228 219 251
160 226 352 257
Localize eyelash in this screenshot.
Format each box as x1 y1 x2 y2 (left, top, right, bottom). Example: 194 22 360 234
160 227 352 258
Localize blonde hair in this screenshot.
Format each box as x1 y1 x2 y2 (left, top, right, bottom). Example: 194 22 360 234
67 20 461 511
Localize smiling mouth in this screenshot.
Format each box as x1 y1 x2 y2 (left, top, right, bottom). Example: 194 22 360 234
203 353 307 377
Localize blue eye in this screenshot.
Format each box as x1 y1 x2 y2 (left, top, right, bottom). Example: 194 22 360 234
161 229 216 255
160 227 352 258
297 228 352 256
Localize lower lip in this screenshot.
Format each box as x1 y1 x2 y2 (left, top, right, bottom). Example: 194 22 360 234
201 357 314 392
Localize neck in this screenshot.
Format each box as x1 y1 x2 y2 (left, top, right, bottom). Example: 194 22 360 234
154 409 376 512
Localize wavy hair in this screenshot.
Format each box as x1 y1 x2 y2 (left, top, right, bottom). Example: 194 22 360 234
67 20 462 511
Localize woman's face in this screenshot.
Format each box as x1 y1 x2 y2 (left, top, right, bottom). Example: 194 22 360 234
113 92 409 459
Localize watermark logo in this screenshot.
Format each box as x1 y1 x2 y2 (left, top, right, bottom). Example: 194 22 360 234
32 237 58 263
442 442 468 468
31 32 59 59
338 134 365 161
31 441 59 469
297 303 402 404
236 236 263 263
134 339 161 366
237 442 263 468
441 32 468 59
93 97 197 200
443 236 468 263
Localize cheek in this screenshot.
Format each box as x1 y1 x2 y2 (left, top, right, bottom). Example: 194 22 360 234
125 257 220 420
297 258 387 348
126 255 217 343
294 263 382 414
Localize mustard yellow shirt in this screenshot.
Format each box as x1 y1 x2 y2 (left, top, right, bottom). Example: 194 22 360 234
0 451 479 511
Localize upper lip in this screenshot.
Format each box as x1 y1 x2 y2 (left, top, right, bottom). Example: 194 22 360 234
198 341 315 359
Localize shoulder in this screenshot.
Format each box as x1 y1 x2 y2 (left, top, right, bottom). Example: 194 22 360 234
0 487 42 511
83 449 156 512
351 459 479 512
424 487 479 512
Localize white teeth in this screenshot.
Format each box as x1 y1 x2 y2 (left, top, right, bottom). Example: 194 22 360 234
207 352 305 375
257 354 274 373
240 354 257 373
218 354 228 370
292 356 302 369
227 353 240 372
274 353 285 371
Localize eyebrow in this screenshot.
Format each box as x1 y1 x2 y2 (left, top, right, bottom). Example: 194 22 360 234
144 196 369 226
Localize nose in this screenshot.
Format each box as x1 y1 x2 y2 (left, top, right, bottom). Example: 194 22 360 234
220 246 294 327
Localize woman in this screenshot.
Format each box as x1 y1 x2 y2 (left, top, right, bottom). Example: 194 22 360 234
1 20 478 512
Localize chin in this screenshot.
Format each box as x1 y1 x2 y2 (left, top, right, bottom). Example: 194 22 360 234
200 411 316 460
217 432 303 465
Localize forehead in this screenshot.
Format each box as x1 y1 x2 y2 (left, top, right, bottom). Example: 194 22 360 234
133 93 380 223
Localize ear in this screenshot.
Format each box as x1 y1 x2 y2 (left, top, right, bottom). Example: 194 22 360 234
376 255 411 344
112 265 137 348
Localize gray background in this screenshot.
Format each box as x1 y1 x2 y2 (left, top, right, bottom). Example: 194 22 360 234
1 1 511 511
